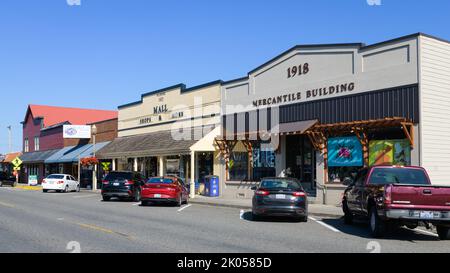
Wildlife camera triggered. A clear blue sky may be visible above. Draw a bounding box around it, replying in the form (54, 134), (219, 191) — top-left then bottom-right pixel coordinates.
(0, 0), (449, 154)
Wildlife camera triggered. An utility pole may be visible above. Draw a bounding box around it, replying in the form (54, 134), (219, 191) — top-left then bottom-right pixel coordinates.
(7, 126), (12, 153)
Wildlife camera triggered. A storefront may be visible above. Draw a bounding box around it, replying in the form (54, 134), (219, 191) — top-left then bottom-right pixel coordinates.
(218, 33), (450, 204)
(20, 149), (59, 184)
(98, 81), (223, 197)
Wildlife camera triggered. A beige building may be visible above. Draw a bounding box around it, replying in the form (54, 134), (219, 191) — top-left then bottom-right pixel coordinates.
(98, 81), (223, 197)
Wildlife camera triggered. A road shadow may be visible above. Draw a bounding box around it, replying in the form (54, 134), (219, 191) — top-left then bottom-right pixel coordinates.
(241, 211), (306, 223)
(140, 202), (179, 207)
(321, 217), (440, 242)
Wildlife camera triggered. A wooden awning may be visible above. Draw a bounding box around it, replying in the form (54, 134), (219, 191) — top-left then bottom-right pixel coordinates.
(306, 117), (415, 151)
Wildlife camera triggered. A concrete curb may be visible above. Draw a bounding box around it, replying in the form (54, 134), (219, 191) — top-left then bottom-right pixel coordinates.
(189, 200), (343, 218)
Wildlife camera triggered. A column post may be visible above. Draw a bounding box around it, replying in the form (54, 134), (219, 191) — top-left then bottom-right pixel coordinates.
(190, 151), (196, 198)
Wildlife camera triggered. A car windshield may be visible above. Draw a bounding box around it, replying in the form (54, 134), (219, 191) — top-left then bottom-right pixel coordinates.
(147, 178), (174, 184)
(47, 175), (65, 179)
(369, 168), (429, 185)
(104, 172), (133, 181)
(259, 179), (302, 190)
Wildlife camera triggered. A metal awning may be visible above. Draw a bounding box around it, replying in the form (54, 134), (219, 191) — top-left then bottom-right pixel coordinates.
(222, 119), (318, 140)
(44, 142), (111, 164)
(21, 149), (60, 164)
(97, 129), (203, 159)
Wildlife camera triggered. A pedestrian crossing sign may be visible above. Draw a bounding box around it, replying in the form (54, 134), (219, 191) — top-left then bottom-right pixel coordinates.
(11, 157), (22, 167)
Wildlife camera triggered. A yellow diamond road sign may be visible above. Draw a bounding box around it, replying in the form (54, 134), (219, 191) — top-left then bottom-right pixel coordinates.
(13, 167), (21, 171)
(11, 157), (22, 167)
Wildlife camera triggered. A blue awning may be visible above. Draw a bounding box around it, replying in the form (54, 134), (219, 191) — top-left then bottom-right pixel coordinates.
(77, 142), (111, 159)
(44, 142), (111, 164)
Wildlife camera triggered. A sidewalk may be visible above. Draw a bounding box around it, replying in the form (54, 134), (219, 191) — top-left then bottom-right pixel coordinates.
(189, 195), (343, 218)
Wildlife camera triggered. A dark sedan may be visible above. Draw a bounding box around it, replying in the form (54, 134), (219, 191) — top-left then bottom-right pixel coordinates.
(251, 177), (308, 222)
(101, 171), (145, 202)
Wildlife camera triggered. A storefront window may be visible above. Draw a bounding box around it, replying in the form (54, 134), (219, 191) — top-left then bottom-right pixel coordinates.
(228, 152), (248, 181)
(252, 143), (276, 181)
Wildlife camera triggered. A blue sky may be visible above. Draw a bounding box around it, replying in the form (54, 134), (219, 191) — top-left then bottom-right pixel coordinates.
(0, 0), (449, 154)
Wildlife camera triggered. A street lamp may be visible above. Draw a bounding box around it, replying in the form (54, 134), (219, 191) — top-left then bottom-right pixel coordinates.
(92, 124), (98, 191)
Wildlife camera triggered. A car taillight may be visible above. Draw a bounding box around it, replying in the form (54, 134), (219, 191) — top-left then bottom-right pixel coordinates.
(255, 190), (270, 196)
(384, 185), (392, 204)
(42, 179), (46, 184)
(124, 180), (133, 185)
(102, 180), (109, 185)
(57, 181), (64, 184)
(293, 191), (306, 197)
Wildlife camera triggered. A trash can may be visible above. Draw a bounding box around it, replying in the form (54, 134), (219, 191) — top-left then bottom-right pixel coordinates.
(203, 175), (219, 197)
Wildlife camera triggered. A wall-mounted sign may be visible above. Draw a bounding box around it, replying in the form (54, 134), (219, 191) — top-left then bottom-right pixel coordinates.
(328, 136), (363, 167)
(63, 125), (92, 139)
(252, 82), (355, 107)
(153, 104), (168, 114)
(369, 139), (411, 166)
(140, 117), (152, 125)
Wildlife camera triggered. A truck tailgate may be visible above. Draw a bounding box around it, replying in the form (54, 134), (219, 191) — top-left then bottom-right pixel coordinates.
(391, 184), (450, 209)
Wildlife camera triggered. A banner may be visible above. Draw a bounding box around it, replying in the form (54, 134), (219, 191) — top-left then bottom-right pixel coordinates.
(328, 136), (363, 167)
(369, 139), (411, 166)
(63, 125), (91, 139)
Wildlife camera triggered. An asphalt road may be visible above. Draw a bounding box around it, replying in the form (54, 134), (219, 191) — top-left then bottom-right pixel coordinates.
(0, 186), (449, 253)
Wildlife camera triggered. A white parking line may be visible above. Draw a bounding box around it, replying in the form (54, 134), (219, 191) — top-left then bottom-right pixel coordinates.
(132, 202), (141, 206)
(178, 204), (192, 212)
(413, 228), (438, 237)
(240, 210), (245, 220)
(309, 216), (341, 233)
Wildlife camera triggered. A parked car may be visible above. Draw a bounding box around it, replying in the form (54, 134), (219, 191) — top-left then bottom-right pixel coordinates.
(251, 177), (308, 222)
(42, 174), (80, 193)
(0, 172), (16, 187)
(101, 171), (144, 201)
(141, 176), (189, 206)
(342, 165), (450, 240)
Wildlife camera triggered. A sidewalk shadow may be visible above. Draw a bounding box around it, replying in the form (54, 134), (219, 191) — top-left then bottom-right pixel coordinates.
(321, 218), (440, 242)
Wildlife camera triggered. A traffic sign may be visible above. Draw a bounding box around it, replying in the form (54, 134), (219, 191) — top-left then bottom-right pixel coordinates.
(11, 157), (23, 167)
(13, 166), (21, 171)
(101, 162), (111, 171)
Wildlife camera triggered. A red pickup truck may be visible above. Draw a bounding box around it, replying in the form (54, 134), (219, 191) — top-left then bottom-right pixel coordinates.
(342, 165), (450, 239)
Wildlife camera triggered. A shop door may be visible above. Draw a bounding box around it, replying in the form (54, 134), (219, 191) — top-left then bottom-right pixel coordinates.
(285, 135), (316, 190)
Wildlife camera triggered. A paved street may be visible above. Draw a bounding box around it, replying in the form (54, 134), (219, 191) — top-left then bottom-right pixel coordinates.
(0, 186), (448, 253)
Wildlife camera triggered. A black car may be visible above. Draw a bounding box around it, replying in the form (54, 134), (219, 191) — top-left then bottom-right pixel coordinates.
(251, 177), (308, 222)
(101, 171), (145, 201)
(0, 172), (16, 187)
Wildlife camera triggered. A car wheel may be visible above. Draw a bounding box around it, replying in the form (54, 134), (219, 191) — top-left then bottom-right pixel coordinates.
(369, 207), (385, 238)
(343, 200), (353, 225)
(176, 195), (182, 207)
(102, 196), (111, 202)
(64, 185), (69, 193)
(437, 226), (450, 240)
(76, 185), (80, 192)
(133, 190), (141, 202)
(43, 189), (48, 193)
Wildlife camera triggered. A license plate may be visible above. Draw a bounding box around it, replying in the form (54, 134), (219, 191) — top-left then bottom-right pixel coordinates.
(154, 194), (161, 198)
(275, 194), (286, 199)
(113, 182), (120, 186)
(419, 211), (434, 219)
(49, 181), (54, 184)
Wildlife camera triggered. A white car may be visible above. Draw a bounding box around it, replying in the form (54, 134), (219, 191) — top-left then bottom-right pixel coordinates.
(42, 174), (80, 193)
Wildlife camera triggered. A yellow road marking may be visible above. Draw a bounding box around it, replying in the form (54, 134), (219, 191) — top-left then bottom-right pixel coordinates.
(76, 223), (115, 234)
(0, 201), (15, 208)
(75, 222), (133, 240)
